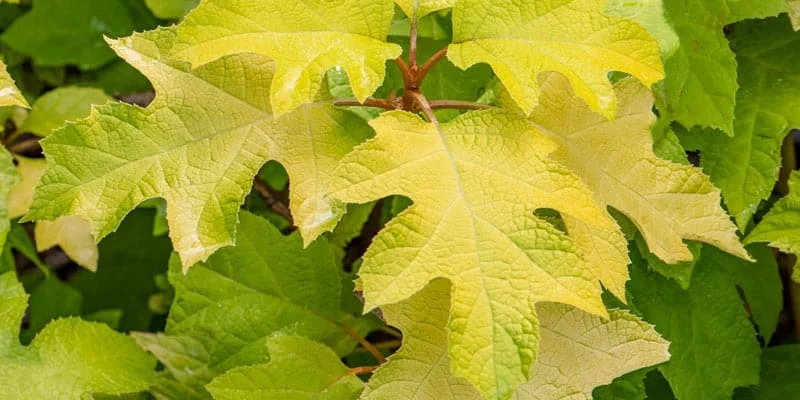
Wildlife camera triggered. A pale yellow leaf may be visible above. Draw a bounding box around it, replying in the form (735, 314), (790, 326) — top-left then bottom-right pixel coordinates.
(789, 0), (800, 30)
(0, 61), (27, 108)
(530, 73), (749, 264)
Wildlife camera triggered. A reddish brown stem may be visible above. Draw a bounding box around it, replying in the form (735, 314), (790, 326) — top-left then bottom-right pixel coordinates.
(252, 178), (294, 227)
(428, 100), (491, 111)
(334, 97), (397, 110)
(418, 46), (448, 83)
(409, 7), (419, 69)
(410, 92), (438, 124)
(340, 324), (387, 364)
(394, 57), (414, 90)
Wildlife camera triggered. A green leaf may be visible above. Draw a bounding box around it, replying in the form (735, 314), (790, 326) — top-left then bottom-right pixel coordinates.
(0, 60), (28, 108)
(0, 148), (19, 251)
(1, 0), (159, 69)
(448, 0), (664, 117)
(331, 108), (616, 398)
(145, 0), (199, 19)
(19, 277), (82, 345)
(21, 87), (112, 137)
(396, 0), (455, 18)
(26, 27), (373, 268)
(627, 245), (762, 400)
(206, 335), (364, 400)
(747, 171), (800, 268)
(134, 212), (372, 396)
(593, 368), (651, 400)
(0, 271), (156, 399)
(740, 345), (800, 400)
(69, 209), (172, 332)
(362, 280), (669, 400)
(682, 16), (800, 228)
(171, 0), (402, 115)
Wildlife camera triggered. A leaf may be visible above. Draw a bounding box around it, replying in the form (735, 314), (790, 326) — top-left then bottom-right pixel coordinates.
(9, 157), (99, 270)
(740, 345), (800, 400)
(0, 271), (156, 399)
(145, 0), (199, 19)
(396, 0), (455, 17)
(363, 279), (669, 400)
(593, 368), (651, 400)
(171, 0), (402, 115)
(0, 60), (27, 108)
(682, 16), (800, 228)
(206, 335), (364, 400)
(331, 108), (623, 398)
(1, 0), (159, 69)
(447, 0), (663, 117)
(26, 28), (373, 269)
(0, 148), (19, 249)
(21, 87), (112, 137)
(511, 303), (670, 400)
(19, 277), (82, 345)
(746, 171), (800, 268)
(134, 212), (372, 396)
(790, 0), (800, 29)
(627, 245), (762, 400)
(530, 74), (748, 279)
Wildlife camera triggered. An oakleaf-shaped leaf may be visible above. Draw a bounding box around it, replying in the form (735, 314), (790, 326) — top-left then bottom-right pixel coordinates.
(396, 0), (455, 17)
(331, 109), (615, 399)
(530, 74), (749, 265)
(448, 0), (663, 117)
(363, 279), (669, 400)
(135, 212), (374, 397)
(207, 335), (364, 400)
(0, 271), (156, 399)
(746, 171), (800, 269)
(680, 16), (800, 229)
(0, 60), (27, 108)
(26, 28), (373, 268)
(171, 0), (402, 115)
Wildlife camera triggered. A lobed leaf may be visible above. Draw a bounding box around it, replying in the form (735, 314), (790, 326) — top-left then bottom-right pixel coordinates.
(448, 0), (663, 117)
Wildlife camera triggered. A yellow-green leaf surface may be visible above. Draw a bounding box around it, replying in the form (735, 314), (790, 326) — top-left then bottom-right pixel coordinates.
(206, 335), (364, 400)
(363, 280), (669, 400)
(331, 109), (616, 399)
(9, 157), (98, 270)
(0, 272), (156, 399)
(790, 0), (800, 29)
(448, 0), (663, 117)
(21, 86), (112, 137)
(746, 172), (800, 268)
(171, 0), (402, 116)
(145, 0), (199, 19)
(26, 28), (373, 269)
(0, 60), (27, 108)
(396, 0), (455, 17)
(530, 74), (749, 265)
(0, 148), (19, 250)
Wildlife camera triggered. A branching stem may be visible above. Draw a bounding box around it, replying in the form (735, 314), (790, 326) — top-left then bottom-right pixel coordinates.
(252, 178), (294, 227)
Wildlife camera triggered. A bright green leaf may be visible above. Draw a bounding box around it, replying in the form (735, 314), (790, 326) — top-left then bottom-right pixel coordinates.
(0, 271), (156, 399)
(448, 0), (663, 117)
(747, 171), (800, 269)
(19, 277), (82, 345)
(145, 0), (199, 19)
(741, 345), (800, 400)
(1, 0), (159, 69)
(627, 246), (762, 400)
(171, 0), (402, 115)
(593, 368), (652, 400)
(206, 335), (364, 400)
(331, 108), (621, 399)
(26, 28), (373, 268)
(21, 87), (112, 137)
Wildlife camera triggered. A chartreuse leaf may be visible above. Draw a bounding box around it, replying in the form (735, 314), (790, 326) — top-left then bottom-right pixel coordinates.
(747, 172), (800, 270)
(363, 280), (669, 400)
(627, 245), (762, 400)
(448, 0), (663, 117)
(134, 212), (373, 397)
(609, 0), (788, 135)
(171, 0), (402, 116)
(0, 271), (156, 399)
(145, 0), (199, 19)
(396, 0), (455, 17)
(1, 0), (159, 69)
(21, 87), (112, 137)
(681, 16), (800, 229)
(531, 74), (748, 285)
(26, 27), (373, 269)
(0, 60), (27, 108)
(9, 157), (98, 271)
(331, 108), (619, 399)
(206, 335), (364, 400)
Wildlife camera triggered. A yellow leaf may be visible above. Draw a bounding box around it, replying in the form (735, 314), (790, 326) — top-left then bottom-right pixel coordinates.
(448, 0), (663, 117)
(789, 0), (800, 30)
(0, 61), (28, 108)
(396, 0), (455, 17)
(331, 109), (613, 399)
(171, 0), (402, 116)
(530, 73), (749, 264)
